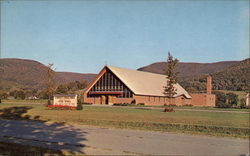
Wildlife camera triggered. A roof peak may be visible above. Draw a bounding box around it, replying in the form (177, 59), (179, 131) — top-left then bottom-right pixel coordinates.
(106, 65), (166, 77)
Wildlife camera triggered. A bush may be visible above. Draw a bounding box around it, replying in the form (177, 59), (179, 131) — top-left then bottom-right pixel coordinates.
(82, 103), (92, 105)
(164, 107), (175, 112)
(113, 103), (133, 106)
(77, 98), (82, 105)
(137, 103), (145, 106)
(164, 104), (177, 107)
(131, 99), (136, 105)
(77, 103), (83, 110)
(47, 100), (52, 106)
(183, 104), (193, 107)
(214, 91), (239, 108)
(238, 98), (246, 109)
(47, 105), (76, 110)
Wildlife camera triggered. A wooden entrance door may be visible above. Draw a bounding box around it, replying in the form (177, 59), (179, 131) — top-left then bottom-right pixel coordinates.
(101, 95), (106, 104)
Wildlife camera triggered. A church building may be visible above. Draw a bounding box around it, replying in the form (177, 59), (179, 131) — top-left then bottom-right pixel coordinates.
(83, 65), (193, 106)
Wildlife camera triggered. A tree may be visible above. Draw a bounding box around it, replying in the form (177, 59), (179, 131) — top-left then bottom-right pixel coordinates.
(0, 91), (8, 100)
(44, 64), (56, 103)
(55, 84), (68, 94)
(226, 92), (238, 107)
(163, 52), (179, 105)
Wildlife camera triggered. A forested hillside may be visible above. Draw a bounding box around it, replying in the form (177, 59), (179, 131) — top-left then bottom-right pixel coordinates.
(179, 58), (250, 92)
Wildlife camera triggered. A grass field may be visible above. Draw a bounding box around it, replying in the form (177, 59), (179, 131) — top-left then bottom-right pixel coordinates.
(0, 100), (249, 138)
(127, 105), (250, 112)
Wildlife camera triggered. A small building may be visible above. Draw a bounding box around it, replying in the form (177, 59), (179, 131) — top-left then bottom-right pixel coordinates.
(83, 66), (192, 106)
(246, 93), (250, 107)
(53, 94), (77, 107)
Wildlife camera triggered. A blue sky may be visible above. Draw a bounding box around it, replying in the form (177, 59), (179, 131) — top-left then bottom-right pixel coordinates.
(1, 0), (249, 73)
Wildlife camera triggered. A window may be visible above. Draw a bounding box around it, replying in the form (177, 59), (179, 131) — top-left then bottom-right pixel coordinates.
(88, 70), (133, 98)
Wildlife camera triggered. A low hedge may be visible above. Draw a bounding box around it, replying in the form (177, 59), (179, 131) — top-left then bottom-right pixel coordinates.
(47, 105), (76, 110)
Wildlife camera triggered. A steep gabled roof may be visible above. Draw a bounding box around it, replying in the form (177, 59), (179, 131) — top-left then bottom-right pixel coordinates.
(107, 66), (192, 98)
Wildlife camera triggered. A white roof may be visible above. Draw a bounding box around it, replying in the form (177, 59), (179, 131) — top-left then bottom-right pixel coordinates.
(107, 66), (192, 98)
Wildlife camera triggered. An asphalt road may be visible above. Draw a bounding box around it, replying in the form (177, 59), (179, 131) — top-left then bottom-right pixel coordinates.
(0, 119), (249, 155)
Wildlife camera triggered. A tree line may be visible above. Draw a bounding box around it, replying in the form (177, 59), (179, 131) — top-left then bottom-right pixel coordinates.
(0, 80), (87, 100)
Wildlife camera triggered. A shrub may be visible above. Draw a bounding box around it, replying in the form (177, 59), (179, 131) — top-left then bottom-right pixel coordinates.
(238, 98), (246, 109)
(137, 103), (145, 106)
(183, 104), (193, 107)
(214, 91), (239, 108)
(164, 107), (175, 112)
(164, 104), (176, 107)
(77, 98), (82, 105)
(77, 103), (83, 110)
(113, 103), (132, 106)
(82, 103), (92, 105)
(226, 92), (238, 107)
(47, 105), (76, 110)
(131, 99), (136, 105)
(47, 100), (52, 106)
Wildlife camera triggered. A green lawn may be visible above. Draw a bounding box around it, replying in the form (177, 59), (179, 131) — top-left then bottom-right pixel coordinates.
(127, 105), (250, 112)
(0, 101), (249, 138)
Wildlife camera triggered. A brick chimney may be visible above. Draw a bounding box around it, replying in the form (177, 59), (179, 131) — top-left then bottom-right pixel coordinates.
(207, 75), (212, 94)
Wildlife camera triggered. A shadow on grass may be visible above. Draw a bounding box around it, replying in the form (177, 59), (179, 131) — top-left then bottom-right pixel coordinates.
(0, 106), (87, 156)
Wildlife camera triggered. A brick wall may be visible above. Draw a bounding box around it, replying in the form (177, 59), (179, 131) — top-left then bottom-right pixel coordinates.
(133, 95), (191, 106)
(190, 93), (215, 106)
(83, 92), (216, 107)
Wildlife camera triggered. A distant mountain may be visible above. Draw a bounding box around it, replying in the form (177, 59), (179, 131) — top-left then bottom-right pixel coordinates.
(138, 61), (239, 78)
(56, 72), (96, 83)
(0, 58), (96, 91)
(1, 58), (248, 92)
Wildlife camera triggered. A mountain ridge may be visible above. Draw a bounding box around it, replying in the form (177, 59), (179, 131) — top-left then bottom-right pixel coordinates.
(0, 57), (248, 92)
(138, 61), (239, 77)
(0, 58), (96, 91)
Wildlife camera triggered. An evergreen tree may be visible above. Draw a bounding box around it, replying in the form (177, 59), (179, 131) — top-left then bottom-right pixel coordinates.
(163, 52), (179, 104)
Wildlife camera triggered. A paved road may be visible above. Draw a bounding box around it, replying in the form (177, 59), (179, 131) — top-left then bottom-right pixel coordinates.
(0, 119), (249, 155)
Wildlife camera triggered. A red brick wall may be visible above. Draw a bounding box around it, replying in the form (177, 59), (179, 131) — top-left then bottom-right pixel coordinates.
(113, 97), (134, 104)
(83, 92), (215, 107)
(190, 93), (215, 106)
(133, 95), (191, 106)
(83, 92), (192, 106)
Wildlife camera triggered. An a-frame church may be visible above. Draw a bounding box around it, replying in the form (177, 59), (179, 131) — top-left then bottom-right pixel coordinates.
(83, 65), (192, 106)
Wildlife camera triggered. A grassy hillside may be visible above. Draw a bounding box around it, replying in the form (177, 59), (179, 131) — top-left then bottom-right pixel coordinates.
(0, 58), (96, 91)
